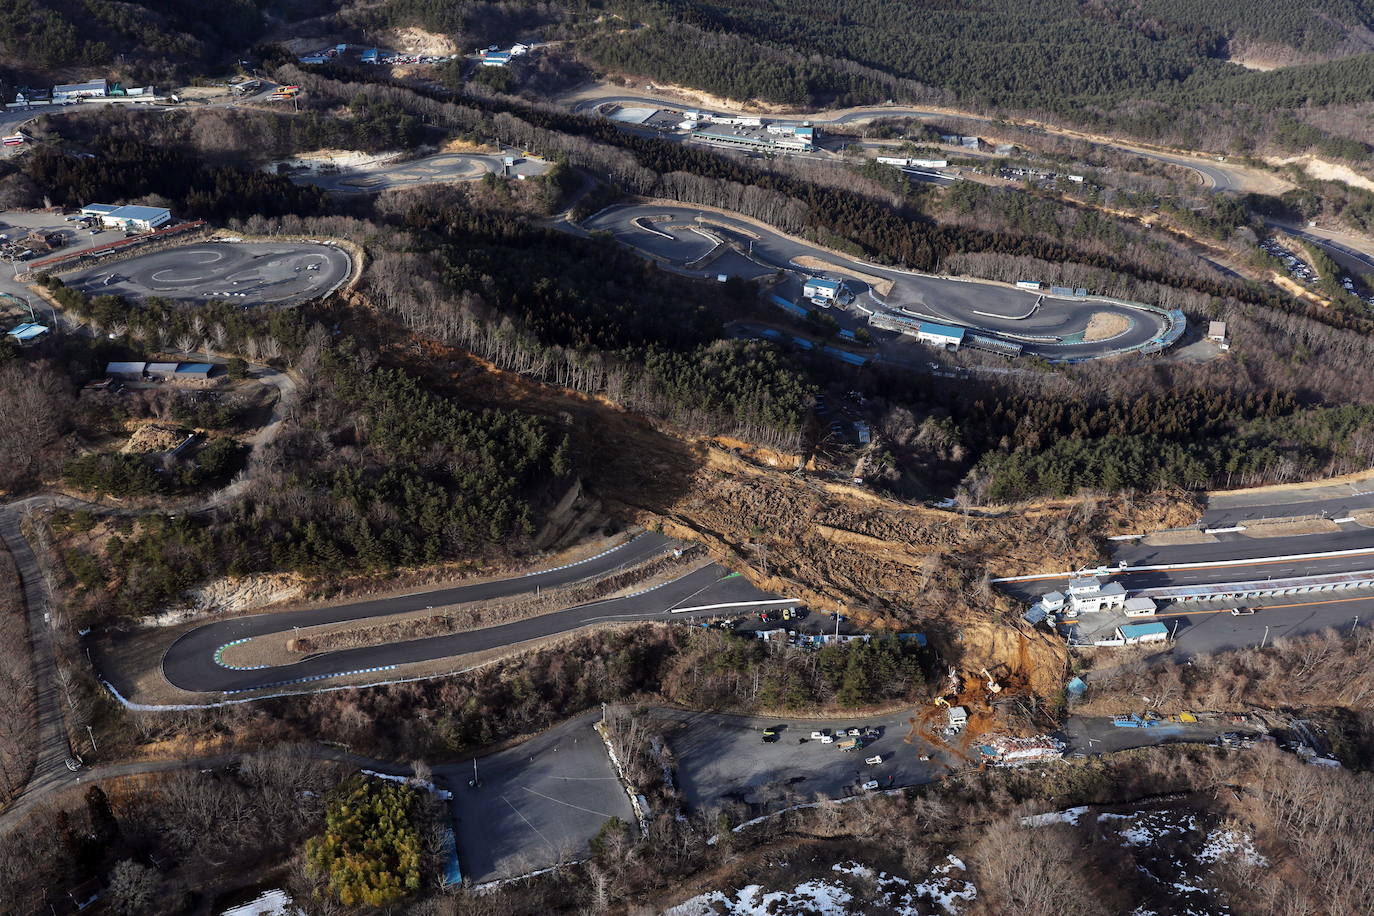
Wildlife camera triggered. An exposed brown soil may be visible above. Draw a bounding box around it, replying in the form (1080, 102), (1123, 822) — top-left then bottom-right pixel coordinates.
(1141, 530), (1217, 547)
(397, 334), (1200, 704)
(1243, 519), (1340, 537)
(1083, 311), (1131, 342)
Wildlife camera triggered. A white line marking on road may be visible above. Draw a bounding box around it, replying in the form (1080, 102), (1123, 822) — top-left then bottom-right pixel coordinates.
(502, 795), (556, 853)
(670, 599), (800, 614)
(521, 786), (616, 819)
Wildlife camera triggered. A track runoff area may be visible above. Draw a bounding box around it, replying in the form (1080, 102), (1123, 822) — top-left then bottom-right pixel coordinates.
(62, 241), (352, 306)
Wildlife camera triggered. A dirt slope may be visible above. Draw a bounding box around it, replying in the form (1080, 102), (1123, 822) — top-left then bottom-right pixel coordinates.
(402, 336), (1198, 700)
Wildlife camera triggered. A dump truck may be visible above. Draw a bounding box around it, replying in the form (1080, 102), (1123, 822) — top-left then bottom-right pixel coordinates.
(836, 737), (861, 751)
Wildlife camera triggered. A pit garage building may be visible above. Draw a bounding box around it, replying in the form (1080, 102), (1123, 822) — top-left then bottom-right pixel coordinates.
(81, 204), (172, 232)
(914, 322), (966, 349)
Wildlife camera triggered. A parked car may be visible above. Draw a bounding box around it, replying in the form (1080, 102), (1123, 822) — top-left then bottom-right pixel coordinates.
(865, 755), (883, 766)
(847, 728), (861, 737)
(861, 780), (880, 791)
(810, 730), (826, 740)
(1231, 607), (1256, 616)
(820, 735), (834, 745)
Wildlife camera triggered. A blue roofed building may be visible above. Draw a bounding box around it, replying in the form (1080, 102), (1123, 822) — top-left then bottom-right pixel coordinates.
(914, 322), (966, 349)
(1117, 621), (1169, 644)
(803, 277), (844, 303)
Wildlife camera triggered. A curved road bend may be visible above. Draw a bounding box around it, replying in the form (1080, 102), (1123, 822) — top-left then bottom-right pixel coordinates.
(156, 537), (793, 694)
(586, 203), (1166, 359)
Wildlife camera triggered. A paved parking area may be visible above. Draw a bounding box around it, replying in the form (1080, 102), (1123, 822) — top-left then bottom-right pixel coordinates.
(439, 712), (633, 883)
(652, 708), (947, 817)
(61, 241), (351, 306)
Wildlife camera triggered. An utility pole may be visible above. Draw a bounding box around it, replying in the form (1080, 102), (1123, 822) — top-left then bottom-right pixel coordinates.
(1351, 616), (1360, 637)
(1260, 625), (1270, 649)
(85, 725), (97, 753)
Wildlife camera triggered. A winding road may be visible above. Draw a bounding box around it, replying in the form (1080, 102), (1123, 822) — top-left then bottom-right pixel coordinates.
(586, 203), (1171, 359)
(153, 536), (795, 696)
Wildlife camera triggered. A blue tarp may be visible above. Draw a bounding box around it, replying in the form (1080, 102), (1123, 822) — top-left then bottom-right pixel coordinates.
(1066, 676), (1088, 695)
(439, 824), (462, 886)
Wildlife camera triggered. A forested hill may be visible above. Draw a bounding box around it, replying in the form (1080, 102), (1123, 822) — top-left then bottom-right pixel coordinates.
(587, 0), (1374, 111)
(0, 0), (333, 80)
(585, 0), (1374, 143)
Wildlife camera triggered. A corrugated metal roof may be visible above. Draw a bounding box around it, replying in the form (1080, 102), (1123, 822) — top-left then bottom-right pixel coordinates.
(1119, 622), (1168, 638)
(81, 203), (120, 214)
(108, 205), (170, 221)
(175, 363), (213, 374)
(805, 278), (841, 291)
(106, 361), (146, 374)
(7, 322), (48, 340)
(146, 362), (179, 374)
(918, 321), (966, 340)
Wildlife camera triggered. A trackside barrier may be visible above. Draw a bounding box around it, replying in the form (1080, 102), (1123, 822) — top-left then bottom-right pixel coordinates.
(992, 543), (1374, 583)
(26, 220), (208, 273)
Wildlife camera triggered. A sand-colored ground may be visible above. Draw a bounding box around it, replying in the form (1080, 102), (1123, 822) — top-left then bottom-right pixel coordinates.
(388, 26), (459, 57)
(790, 256), (894, 297)
(1242, 519), (1341, 537)
(1083, 312), (1131, 341)
(441, 137), (499, 154)
(1268, 155), (1374, 193)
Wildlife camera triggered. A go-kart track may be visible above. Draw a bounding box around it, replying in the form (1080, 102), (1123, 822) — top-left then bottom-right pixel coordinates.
(585, 204), (1180, 361)
(62, 241), (352, 306)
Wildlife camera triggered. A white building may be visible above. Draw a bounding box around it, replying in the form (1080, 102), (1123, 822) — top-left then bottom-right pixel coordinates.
(1066, 576), (1127, 613)
(804, 277), (844, 303)
(947, 706), (968, 730)
(1123, 596), (1157, 617)
(83, 204), (172, 231)
(54, 79), (108, 100)
(914, 321), (966, 349)
(1117, 622), (1168, 644)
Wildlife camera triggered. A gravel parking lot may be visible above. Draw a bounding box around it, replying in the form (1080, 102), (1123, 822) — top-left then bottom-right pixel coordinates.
(652, 707), (948, 818)
(439, 712), (634, 883)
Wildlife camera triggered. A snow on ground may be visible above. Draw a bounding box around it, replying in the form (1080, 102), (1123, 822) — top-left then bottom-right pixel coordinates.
(220, 889), (301, 916)
(1020, 805), (1089, 827)
(1198, 829), (1268, 867)
(663, 857), (976, 915)
(1101, 809), (1199, 847)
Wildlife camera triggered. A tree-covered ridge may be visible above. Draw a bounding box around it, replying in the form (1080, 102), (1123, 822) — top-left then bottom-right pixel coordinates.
(0, 0), (303, 76)
(305, 776), (423, 907)
(590, 0), (1374, 117)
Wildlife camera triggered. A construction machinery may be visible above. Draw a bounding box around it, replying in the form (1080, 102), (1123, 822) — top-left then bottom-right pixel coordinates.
(980, 667), (1002, 695)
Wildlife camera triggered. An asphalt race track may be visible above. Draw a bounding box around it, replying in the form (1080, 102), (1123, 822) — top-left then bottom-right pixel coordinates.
(154, 534), (795, 694)
(291, 151), (551, 192)
(63, 242), (352, 306)
(586, 203), (1168, 359)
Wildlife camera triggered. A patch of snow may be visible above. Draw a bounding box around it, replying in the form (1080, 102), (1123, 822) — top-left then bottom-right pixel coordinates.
(666, 857), (976, 915)
(1198, 829), (1267, 867)
(832, 861), (874, 879)
(1021, 805), (1088, 827)
(220, 889), (300, 916)
(361, 769), (452, 800)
